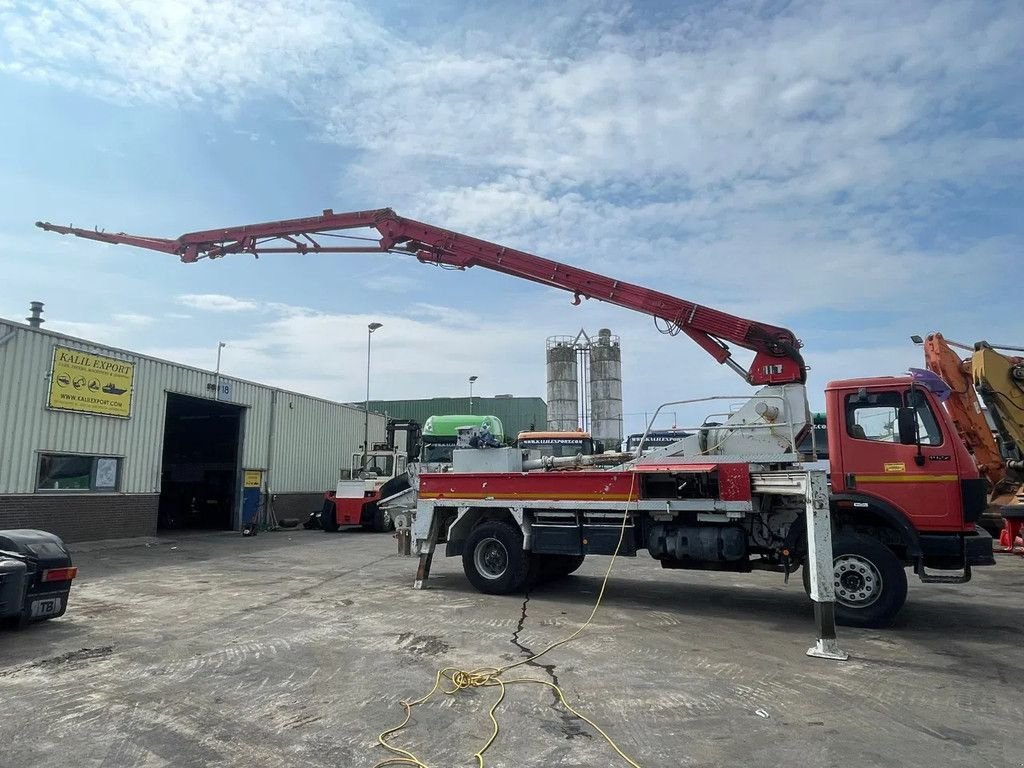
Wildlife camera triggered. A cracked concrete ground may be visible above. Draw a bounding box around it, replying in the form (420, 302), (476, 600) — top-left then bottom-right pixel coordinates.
(1, 530), (1022, 767)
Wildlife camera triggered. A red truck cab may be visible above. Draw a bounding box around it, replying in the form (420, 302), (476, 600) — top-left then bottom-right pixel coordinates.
(825, 376), (993, 580)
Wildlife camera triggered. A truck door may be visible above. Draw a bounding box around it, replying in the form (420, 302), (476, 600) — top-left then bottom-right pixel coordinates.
(838, 387), (962, 531)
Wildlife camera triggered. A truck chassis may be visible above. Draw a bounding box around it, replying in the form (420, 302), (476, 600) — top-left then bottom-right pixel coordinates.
(408, 463), (847, 660)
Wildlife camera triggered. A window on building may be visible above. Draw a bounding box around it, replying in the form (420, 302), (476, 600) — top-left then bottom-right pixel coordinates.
(37, 454), (122, 492)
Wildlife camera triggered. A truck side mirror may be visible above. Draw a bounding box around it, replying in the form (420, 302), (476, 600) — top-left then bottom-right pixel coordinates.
(896, 407), (918, 445)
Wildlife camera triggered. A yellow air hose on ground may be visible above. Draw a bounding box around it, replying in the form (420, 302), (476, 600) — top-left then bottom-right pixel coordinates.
(374, 475), (642, 768)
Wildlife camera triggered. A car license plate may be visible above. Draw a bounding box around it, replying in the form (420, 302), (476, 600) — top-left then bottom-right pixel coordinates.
(30, 597), (62, 618)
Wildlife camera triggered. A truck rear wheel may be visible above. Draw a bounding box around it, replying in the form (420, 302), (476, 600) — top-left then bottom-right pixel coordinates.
(803, 533), (907, 628)
(463, 520), (531, 595)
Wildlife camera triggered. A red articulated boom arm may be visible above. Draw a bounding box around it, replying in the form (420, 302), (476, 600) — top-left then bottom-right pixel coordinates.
(36, 208), (805, 385)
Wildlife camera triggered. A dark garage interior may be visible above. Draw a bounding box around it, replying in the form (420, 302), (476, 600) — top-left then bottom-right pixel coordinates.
(158, 393), (243, 530)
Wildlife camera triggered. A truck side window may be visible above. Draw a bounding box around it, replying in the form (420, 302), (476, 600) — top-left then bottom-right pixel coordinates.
(846, 391), (902, 442)
(845, 390), (945, 446)
(905, 389), (943, 446)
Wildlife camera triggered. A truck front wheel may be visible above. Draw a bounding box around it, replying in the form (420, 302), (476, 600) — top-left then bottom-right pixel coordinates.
(803, 534), (907, 628)
(463, 520), (531, 595)
(320, 499), (339, 533)
(370, 506), (394, 533)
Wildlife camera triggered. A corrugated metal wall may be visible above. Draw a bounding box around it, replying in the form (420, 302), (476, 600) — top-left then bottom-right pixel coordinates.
(364, 396), (547, 438)
(0, 321), (383, 495)
(268, 391), (383, 493)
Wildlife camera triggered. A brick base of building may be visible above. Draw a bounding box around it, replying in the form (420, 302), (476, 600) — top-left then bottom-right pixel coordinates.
(0, 494), (159, 542)
(271, 492), (326, 521)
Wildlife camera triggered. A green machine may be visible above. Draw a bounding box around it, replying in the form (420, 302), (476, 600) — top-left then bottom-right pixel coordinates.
(420, 414), (505, 464)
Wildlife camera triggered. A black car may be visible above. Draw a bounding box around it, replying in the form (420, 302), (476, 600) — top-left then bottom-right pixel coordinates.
(0, 530), (77, 628)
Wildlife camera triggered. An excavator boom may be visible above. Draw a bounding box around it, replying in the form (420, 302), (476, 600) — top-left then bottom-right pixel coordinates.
(922, 332), (1006, 485)
(921, 332), (1024, 500)
(973, 343), (1024, 466)
(37, 208), (805, 385)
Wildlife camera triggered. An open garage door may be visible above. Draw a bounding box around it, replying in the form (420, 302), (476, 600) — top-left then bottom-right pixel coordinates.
(158, 393), (243, 531)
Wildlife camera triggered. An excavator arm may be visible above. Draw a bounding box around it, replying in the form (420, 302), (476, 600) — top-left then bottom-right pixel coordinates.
(36, 207), (805, 385)
(972, 342), (1024, 465)
(921, 332), (1007, 486)
(921, 333), (1024, 496)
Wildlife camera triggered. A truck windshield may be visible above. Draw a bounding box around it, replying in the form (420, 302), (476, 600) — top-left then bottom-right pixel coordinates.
(421, 441), (456, 463)
(352, 454), (395, 476)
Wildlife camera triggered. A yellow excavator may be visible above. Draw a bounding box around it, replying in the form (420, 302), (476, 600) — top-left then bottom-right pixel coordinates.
(915, 333), (1024, 544)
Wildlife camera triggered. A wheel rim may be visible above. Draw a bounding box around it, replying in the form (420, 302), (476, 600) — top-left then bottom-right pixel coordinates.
(833, 554), (883, 608)
(473, 537), (509, 580)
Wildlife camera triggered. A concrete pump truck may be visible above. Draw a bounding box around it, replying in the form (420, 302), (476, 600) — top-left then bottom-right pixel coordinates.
(38, 209), (995, 648)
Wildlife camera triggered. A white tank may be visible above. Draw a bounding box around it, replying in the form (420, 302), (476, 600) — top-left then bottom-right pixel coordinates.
(546, 338), (579, 432)
(588, 329), (623, 450)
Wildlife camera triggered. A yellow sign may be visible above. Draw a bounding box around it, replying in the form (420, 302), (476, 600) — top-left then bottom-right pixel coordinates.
(243, 470), (263, 488)
(883, 462), (906, 473)
(47, 345), (135, 418)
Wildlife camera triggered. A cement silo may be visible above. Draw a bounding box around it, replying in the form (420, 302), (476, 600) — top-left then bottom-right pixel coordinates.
(589, 329), (623, 449)
(546, 337), (579, 432)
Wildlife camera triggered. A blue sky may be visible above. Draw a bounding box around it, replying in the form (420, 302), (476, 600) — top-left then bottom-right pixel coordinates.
(1, 0), (1021, 434)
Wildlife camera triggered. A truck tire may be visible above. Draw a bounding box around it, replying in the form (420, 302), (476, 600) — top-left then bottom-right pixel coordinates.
(539, 554), (586, 581)
(371, 506), (394, 533)
(320, 499), (339, 533)
(803, 533), (907, 628)
(463, 520), (531, 595)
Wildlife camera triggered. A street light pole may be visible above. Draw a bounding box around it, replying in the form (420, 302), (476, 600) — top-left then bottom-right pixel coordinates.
(468, 375), (478, 414)
(363, 322), (383, 469)
(214, 341), (226, 400)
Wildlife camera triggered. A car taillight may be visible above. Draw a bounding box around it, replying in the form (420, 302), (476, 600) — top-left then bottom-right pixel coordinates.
(41, 566), (78, 582)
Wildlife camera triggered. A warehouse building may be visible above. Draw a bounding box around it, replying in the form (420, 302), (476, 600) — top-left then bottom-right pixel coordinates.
(363, 395), (547, 438)
(0, 315), (384, 542)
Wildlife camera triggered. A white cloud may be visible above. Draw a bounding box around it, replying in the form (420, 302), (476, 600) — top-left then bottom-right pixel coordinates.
(177, 293), (257, 312)
(363, 270), (420, 293)
(4, 0), (1022, 425)
(112, 312), (153, 326)
(6, 3), (1020, 254)
(306, 1), (1020, 341)
(0, 0), (381, 107)
(143, 300), (547, 402)
(43, 319), (129, 347)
